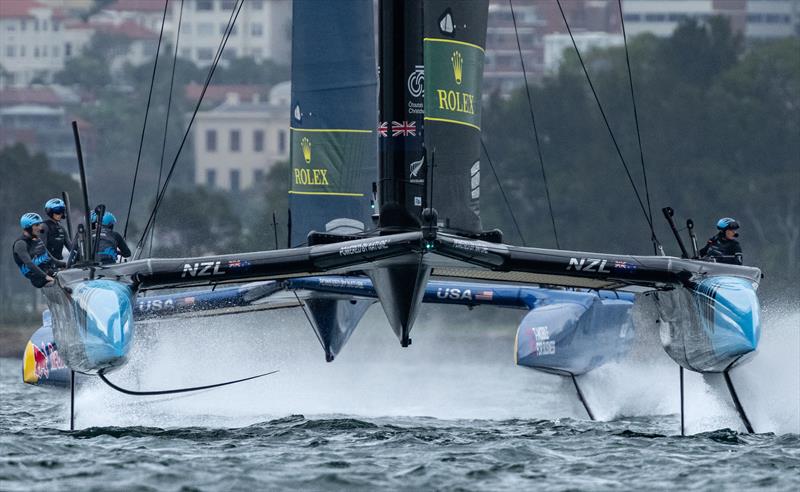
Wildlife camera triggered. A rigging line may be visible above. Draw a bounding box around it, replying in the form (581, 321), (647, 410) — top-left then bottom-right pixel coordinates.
(617, 0), (656, 248)
(148, 0), (185, 257)
(123, 0), (169, 239)
(554, 0), (659, 243)
(134, 0), (245, 258)
(480, 138), (526, 246)
(510, 0), (560, 249)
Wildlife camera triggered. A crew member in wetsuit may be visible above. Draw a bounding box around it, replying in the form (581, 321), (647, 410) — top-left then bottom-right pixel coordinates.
(699, 217), (743, 265)
(12, 213), (65, 288)
(41, 198), (71, 261)
(90, 211), (131, 264)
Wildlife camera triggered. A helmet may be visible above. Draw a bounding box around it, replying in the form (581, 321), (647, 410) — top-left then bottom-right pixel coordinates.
(20, 212), (44, 229)
(716, 217), (740, 231)
(90, 211), (117, 227)
(44, 198), (66, 216)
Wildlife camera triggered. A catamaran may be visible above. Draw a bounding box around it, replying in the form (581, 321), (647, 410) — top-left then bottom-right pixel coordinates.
(21, 0), (761, 434)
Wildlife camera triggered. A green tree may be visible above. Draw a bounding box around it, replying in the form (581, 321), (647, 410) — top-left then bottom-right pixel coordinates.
(0, 145), (80, 322)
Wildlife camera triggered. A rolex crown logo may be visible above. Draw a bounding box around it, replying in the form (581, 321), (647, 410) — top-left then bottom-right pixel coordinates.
(451, 50), (463, 85)
(300, 136), (311, 164)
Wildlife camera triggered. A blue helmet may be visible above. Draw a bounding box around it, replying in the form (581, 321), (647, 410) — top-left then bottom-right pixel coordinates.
(44, 198), (66, 216)
(716, 217), (740, 231)
(20, 212), (44, 229)
(90, 211), (117, 227)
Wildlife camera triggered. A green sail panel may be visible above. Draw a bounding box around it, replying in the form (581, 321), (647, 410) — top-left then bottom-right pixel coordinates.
(290, 129), (374, 196)
(423, 0), (489, 235)
(424, 39), (484, 131)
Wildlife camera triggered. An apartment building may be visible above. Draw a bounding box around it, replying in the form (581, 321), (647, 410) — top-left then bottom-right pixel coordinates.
(171, 0), (291, 67)
(193, 81), (290, 191)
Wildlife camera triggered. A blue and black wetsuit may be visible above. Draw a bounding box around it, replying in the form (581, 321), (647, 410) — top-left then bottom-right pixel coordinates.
(42, 218), (71, 261)
(699, 233), (743, 265)
(12, 235), (64, 288)
(96, 226), (132, 264)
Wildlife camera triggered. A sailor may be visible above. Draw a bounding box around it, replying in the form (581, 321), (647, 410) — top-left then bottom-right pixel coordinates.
(12, 213), (65, 288)
(91, 211), (132, 264)
(698, 217), (743, 265)
(42, 198), (71, 261)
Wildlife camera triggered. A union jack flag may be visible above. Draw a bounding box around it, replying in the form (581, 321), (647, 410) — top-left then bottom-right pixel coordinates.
(392, 120), (416, 137)
(378, 121), (388, 137)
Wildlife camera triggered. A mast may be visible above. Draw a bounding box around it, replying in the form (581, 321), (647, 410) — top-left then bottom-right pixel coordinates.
(378, 0), (425, 231)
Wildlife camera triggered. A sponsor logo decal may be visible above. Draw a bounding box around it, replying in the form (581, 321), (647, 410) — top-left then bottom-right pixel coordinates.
(452, 239), (488, 255)
(227, 259), (252, 271)
(567, 257), (612, 273)
(436, 287), (473, 300)
(530, 325), (556, 356)
(300, 136), (311, 163)
(319, 277), (370, 289)
(451, 51), (463, 85)
(410, 156), (425, 183)
(407, 65), (424, 98)
(181, 261), (224, 278)
(339, 239), (389, 256)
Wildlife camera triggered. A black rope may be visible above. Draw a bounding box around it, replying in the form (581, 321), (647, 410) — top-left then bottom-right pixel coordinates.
(148, 0), (185, 257)
(554, 0), (659, 245)
(617, 0), (656, 251)
(510, 0), (560, 249)
(134, 0), (245, 258)
(98, 368), (279, 396)
(123, 0), (169, 239)
(481, 138), (526, 246)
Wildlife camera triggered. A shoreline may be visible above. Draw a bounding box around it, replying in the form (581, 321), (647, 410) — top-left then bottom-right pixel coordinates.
(0, 324), (37, 359)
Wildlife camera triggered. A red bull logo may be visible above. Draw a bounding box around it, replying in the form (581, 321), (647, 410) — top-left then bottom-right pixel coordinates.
(23, 341), (66, 385)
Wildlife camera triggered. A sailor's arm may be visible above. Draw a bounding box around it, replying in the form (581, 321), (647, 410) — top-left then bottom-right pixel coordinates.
(114, 232), (132, 258)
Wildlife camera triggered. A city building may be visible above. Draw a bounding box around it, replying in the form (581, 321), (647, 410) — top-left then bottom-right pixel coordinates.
(171, 0), (291, 67)
(0, 0), (68, 86)
(543, 31), (623, 73)
(193, 81), (290, 191)
(0, 85), (90, 173)
(621, 0), (799, 39)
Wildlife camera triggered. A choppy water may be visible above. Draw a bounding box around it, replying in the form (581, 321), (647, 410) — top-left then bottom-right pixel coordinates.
(2, 303), (798, 490)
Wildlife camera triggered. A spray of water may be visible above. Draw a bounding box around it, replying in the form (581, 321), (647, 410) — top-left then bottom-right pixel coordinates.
(73, 296), (799, 434)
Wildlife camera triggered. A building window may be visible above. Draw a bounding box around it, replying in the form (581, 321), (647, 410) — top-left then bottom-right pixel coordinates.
(254, 169), (265, 183)
(221, 0), (236, 10)
(196, 0), (213, 11)
(206, 129), (217, 152)
(230, 130), (241, 152)
(181, 23), (192, 34)
(251, 23), (263, 36)
(230, 169), (241, 192)
(198, 22), (213, 35)
(53, 22), (59, 32)
(34, 47), (40, 58)
(197, 48), (214, 60)
(251, 0), (263, 10)
(52, 45), (59, 57)
(20, 20), (26, 31)
(206, 169), (217, 187)
(278, 130), (287, 154)
(64, 43), (72, 57)
(5, 45), (15, 57)
(253, 130), (264, 152)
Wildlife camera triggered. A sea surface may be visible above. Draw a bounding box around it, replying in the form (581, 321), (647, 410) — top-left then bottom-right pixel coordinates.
(1, 303), (798, 491)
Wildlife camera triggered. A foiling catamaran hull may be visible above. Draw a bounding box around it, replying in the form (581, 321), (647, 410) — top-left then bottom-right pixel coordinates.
(38, 230), (760, 376)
